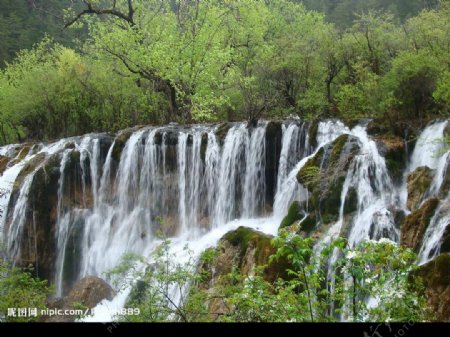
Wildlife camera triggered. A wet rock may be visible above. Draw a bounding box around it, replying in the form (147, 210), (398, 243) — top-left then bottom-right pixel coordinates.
(111, 127), (140, 163)
(43, 276), (114, 322)
(407, 166), (435, 211)
(280, 201), (303, 230)
(414, 253), (450, 322)
(296, 135), (360, 226)
(265, 121), (282, 206)
(66, 276), (114, 309)
(401, 198), (440, 252)
(0, 155), (10, 175)
(376, 136), (407, 183)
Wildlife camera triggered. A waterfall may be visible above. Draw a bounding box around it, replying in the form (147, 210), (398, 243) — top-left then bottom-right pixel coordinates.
(1, 118), (449, 322)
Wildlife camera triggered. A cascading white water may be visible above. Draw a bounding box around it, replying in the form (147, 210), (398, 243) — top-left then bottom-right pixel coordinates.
(242, 122), (267, 218)
(409, 121), (448, 173)
(2, 118), (450, 322)
(346, 126), (400, 246)
(273, 120), (348, 218)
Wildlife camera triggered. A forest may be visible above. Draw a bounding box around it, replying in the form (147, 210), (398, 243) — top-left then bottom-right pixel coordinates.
(0, 0), (448, 144)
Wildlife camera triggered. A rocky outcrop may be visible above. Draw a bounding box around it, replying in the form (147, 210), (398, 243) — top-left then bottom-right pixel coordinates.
(401, 198), (440, 252)
(265, 121), (282, 207)
(9, 154), (61, 282)
(296, 134), (360, 226)
(195, 227), (291, 320)
(407, 166), (435, 211)
(414, 254), (450, 322)
(44, 276), (114, 322)
(375, 136), (406, 182)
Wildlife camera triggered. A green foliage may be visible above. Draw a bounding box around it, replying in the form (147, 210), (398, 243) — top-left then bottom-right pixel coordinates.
(111, 229), (433, 322)
(106, 236), (206, 322)
(1, 0), (449, 143)
(220, 232), (433, 322)
(0, 259), (53, 322)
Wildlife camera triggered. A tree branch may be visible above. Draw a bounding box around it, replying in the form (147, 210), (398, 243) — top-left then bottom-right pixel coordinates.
(65, 0), (135, 28)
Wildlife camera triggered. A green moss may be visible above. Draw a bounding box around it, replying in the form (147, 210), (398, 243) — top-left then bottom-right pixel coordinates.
(280, 201), (303, 229)
(13, 153), (46, 191)
(329, 134), (349, 166)
(223, 227), (273, 267)
(320, 175), (346, 224)
(297, 148), (324, 189)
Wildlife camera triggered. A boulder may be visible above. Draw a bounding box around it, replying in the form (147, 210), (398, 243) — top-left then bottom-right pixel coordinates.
(401, 198), (440, 252)
(66, 276), (114, 309)
(43, 276), (114, 322)
(414, 254), (450, 322)
(407, 166), (435, 211)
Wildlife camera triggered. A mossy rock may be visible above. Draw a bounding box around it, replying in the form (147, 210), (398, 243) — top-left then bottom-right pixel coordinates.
(401, 198), (440, 252)
(297, 148), (324, 190)
(111, 128), (136, 162)
(407, 166), (435, 211)
(413, 253), (450, 321)
(280, 201), (303, 229)
(13, 153), (47, 191)
(222, 226), (271, 264)
(296, 135), (360, 226)
(220, 227), (292, 282)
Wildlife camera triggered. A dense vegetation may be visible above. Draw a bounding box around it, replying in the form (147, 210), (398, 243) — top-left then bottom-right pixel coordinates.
(0, 259), (52, 322)
(0, 0), (449, 144)
(106, 231), (432, 322)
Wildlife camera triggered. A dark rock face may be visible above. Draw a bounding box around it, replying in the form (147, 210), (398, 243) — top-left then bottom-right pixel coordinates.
(265, 121), (282, 207)
(414, 254), (450, 322)
(14, 154), (61, 282)
(375, 136), (407, 183)
(401, 198), (440, 252)
(43, 276), (114, 322)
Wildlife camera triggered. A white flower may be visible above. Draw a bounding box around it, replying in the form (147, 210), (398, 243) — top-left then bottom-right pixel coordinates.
(346, 251), (358, 260)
